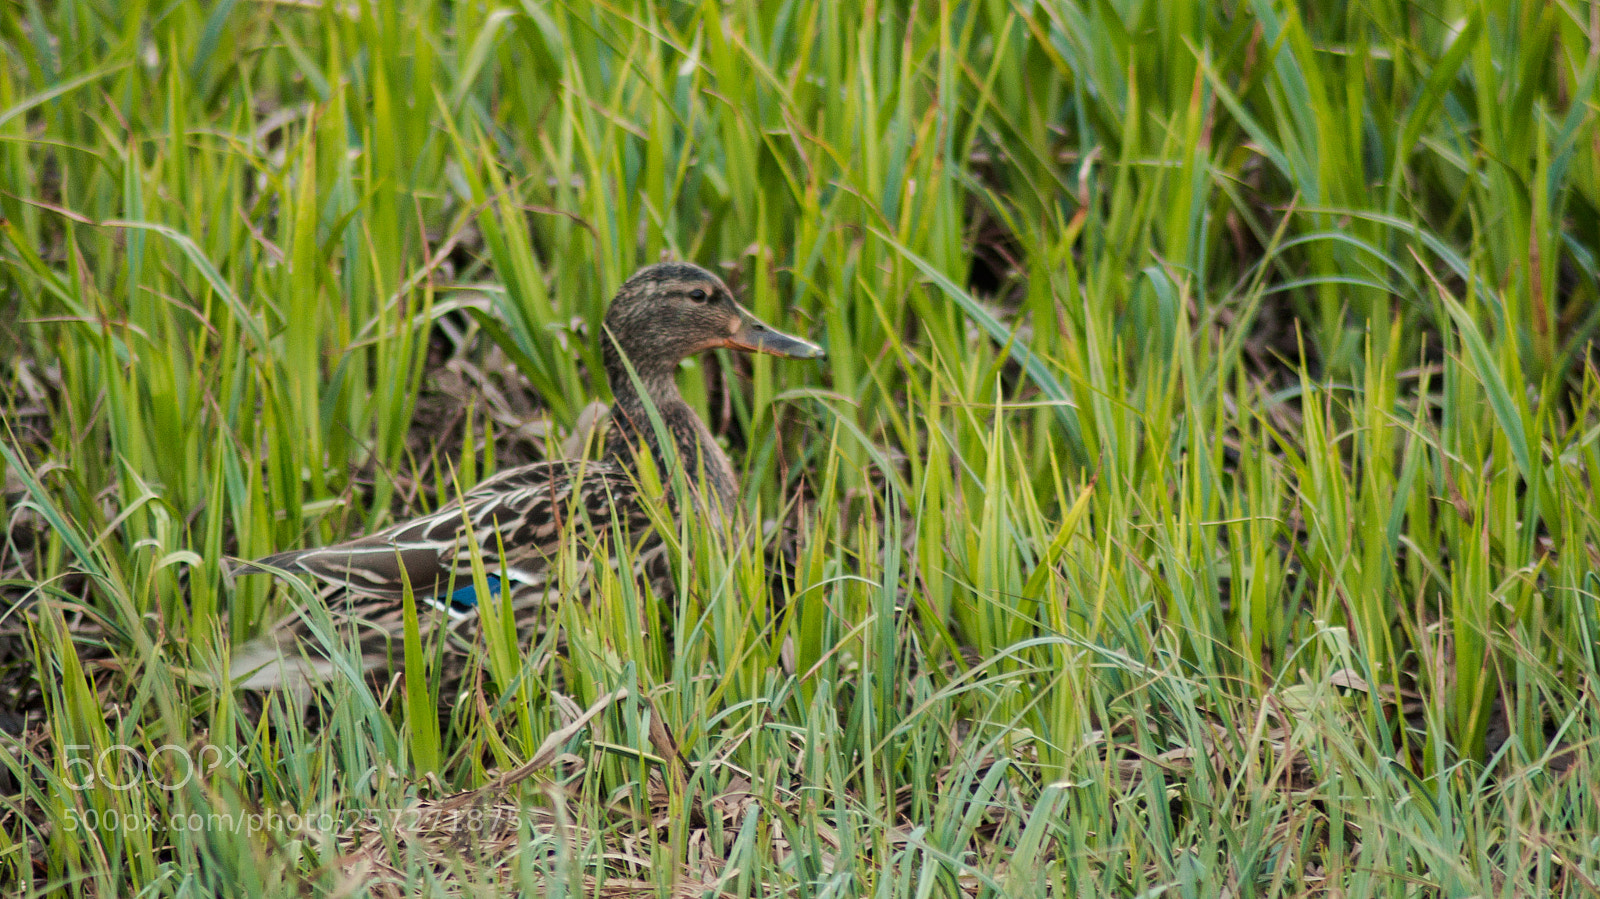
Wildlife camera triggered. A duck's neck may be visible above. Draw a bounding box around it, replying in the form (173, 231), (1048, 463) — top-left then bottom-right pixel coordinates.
(602, 355), (739, 511)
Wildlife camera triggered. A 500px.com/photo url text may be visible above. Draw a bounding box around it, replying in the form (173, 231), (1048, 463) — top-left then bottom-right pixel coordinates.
(61, 806), (524, 836)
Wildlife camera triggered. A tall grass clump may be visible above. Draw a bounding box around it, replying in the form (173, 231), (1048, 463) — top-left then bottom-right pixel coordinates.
(2, 0), (1597, 896)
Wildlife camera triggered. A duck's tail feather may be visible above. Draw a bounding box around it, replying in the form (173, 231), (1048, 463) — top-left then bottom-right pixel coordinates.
(225, 628), (390, 700)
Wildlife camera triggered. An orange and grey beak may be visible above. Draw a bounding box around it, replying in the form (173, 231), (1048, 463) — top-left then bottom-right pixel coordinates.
(723, 307), (826, 360)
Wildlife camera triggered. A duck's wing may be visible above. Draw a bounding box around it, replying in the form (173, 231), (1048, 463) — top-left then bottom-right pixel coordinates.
(243, 458), (654, 601)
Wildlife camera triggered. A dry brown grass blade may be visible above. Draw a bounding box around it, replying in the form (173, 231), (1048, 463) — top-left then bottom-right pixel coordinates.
(453, 686), (630, 803)
(340, 688), (630, 895)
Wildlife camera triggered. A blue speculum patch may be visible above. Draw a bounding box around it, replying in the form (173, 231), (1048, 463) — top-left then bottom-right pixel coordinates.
(428, 574), (502, 618)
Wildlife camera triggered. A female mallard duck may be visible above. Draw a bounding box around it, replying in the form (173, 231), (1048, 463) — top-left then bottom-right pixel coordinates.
(233, 262), (822, 688)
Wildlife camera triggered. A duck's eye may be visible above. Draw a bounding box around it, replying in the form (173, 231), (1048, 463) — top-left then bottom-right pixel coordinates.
(688, 288), (709, 303)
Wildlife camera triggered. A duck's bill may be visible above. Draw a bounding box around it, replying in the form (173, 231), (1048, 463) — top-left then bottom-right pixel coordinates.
(724, 310), (826, 360)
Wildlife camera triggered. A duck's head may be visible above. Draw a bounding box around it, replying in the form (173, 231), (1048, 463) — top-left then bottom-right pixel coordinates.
(602, 262), (824, 387)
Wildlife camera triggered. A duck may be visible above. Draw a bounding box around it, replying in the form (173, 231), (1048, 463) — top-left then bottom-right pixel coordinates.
(231, 262), (823, 689)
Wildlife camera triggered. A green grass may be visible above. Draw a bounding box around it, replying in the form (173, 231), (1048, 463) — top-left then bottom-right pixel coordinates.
(2, 0), (1598, 895)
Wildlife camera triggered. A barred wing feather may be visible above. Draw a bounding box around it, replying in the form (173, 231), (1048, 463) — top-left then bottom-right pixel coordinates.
(231, 459), (665, 693)
(247, 459), (654, 600)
